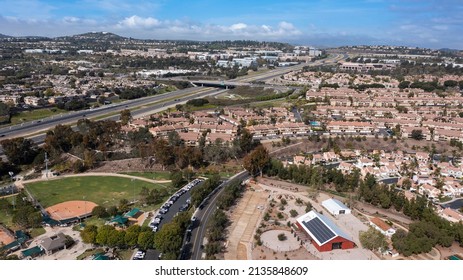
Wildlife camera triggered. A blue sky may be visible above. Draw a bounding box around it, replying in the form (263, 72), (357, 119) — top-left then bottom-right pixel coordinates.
(0, 0), (462, 48)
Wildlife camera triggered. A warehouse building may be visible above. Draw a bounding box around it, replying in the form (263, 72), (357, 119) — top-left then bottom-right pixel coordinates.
(296, 210), (355, 252)
(322, 198), (351, 216)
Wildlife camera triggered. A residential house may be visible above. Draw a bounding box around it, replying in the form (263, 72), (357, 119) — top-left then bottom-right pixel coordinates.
(440, 208), (463, 223)
(369, 217), (396, 237)
(418, 184), (441, 199)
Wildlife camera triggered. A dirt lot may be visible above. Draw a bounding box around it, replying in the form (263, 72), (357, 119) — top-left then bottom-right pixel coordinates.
(437, 243), (463, 260)
(223, 176), (379, 260)
(91, 158), (163, 173)
(0, 228), (15, 246)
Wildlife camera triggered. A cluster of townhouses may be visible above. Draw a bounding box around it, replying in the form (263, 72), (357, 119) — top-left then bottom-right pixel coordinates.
(0, 72), (160, 108)
(123, 106), (312, 146)
(276, 71), (463, 143)
(285, 149), (463, 223)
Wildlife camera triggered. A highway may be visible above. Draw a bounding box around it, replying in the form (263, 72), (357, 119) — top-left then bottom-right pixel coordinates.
(0, 52), (345, 143)
(0, 86), (220, 140)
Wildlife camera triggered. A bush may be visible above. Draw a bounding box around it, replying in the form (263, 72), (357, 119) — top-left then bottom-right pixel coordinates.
(277, 233), (287, 241)
(186, 98), (209, 107)
(289, 209), (298, 218)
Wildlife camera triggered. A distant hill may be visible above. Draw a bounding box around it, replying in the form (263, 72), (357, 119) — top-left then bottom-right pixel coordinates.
(439, 48), (461, 53)
(0, 33), (12, 38)
(57, 32), (127, 41)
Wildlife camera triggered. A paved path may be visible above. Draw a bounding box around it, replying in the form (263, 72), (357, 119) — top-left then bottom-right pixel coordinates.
(18, 172), (171, 187)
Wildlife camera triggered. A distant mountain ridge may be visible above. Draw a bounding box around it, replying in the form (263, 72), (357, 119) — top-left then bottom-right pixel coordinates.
(56, 32), (127, 41)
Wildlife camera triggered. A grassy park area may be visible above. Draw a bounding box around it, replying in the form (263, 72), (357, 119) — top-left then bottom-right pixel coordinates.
(25, 176), (170, 208)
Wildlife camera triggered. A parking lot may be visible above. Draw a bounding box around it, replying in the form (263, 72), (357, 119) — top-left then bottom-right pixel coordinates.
(143, 178), (203, 260)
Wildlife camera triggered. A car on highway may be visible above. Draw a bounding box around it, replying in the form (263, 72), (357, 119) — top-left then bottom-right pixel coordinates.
(159, 208), (168, 214)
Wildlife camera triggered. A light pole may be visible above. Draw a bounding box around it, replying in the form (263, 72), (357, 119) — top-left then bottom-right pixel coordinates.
(8, 171), (15, 210)
(83, 196), (86, 223)
(131, 179), (135, 205)
(44, 152), (49, 179)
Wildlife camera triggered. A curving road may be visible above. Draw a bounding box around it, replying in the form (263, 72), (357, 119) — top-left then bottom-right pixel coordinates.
(186, 171), (249, 260)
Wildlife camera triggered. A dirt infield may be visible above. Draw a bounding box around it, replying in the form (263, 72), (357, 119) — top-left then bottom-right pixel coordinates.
(0, 229), (15, 246)
(45, 200), (97, 222)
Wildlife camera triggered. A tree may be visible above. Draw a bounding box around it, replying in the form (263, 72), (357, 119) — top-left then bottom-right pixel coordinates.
(238, 128), (254, 155)
(120, 109), (132, 126)
(277, 233), (287, 241)
(1, 137), (39, 165)
(305, 202), (313, 212)
(152, 139), (175, 169)
(170, 171), (185, 189)
(12, 205), (42, 229)
(0, 102), (11, 124)
(107, 230), (126, 248)
(91, 206), (109, 218)
(411, 130), (424, 140)
(290, 209), (298, 217)
(96, 225), (115, 246)
(80, 225), (98, 244)
(243, 145), (270, 177)
(107, 206), (118, 216)
(359, 228), (388, 251)
(118, 199), (130, 213)
(153, 222), (183, 257)
(125, 225), (141, 247)
(167, 131), (182, 147)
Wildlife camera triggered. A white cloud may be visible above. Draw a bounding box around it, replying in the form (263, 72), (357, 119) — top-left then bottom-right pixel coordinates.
(230, 23), (247, 31)
(111, 16), (303, 40)
(116, 15), (161, 29)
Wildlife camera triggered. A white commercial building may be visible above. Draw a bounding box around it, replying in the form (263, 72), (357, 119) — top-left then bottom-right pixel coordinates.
(321, 198), (351, 216)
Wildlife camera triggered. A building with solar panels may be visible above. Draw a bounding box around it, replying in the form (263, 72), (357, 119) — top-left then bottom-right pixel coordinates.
(296, 210), (355, 252)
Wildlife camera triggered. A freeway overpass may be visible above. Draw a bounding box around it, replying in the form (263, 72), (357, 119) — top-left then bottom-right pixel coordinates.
(0, 52), (345, 150)
(190, 80), (249, 89)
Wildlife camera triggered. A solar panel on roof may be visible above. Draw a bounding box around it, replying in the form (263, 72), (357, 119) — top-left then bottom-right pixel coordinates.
(302, 217), (336, 245)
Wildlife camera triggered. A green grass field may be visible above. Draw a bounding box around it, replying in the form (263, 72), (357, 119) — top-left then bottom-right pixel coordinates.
(8, 108), (67, 126)
(29, 227), (46, 238)
(121, 171), (171, 181)
(25, 176), (170, 208)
